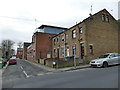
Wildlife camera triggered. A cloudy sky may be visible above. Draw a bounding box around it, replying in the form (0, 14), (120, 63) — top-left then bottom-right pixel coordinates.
(0, 0), (119, 52)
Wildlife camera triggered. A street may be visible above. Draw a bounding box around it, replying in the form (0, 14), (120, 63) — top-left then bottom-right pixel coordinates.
(2, 59), (119, 88)
(2, 59), (48, 88)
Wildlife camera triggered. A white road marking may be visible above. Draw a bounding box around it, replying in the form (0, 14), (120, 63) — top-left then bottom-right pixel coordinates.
(20, 66), (30, 78)
(23, 71), (30, 78)
(46, 72), (53, 75)
(20, 66), (23, 70)
(37, 73), (44, 76)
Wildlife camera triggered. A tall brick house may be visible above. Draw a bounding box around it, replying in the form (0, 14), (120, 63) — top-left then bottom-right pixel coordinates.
(52, 9), (118, 62)
(26, 25), (67, 61)
(16, 48), (23, 59)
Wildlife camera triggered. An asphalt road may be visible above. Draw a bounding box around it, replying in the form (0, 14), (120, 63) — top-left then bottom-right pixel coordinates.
(2, 59), (119, 88)
(13, 65), (119, 88)
(2, 59), (48, 88)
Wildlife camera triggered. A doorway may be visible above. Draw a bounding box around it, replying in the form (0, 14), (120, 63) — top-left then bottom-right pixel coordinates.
(57, 48), (59, 59)
(81, 43), (84, 59)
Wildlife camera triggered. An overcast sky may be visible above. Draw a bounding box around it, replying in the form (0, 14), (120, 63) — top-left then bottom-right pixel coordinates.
(0, 0), (119, 51)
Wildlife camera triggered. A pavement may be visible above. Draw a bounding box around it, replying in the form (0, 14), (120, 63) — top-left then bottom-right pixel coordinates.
(2, 61), (9, 74)
(25, 59), (91, 72)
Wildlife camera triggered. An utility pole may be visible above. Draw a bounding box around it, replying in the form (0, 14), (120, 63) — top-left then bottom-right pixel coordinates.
(110, 9), (113, 16)
(91, 5), (93, 14)
(73, 43), (76, 69)
(35, 18), (37, 29)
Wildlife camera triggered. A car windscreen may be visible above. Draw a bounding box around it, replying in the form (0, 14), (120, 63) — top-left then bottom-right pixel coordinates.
(99, 54), (109, 58)
(10, 59), (16, 61)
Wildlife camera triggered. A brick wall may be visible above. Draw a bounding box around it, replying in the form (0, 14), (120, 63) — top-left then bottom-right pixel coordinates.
(85, 9), (118, 61)
(34, 32), (55, 61)
(23, 43), (31, 60)
(16, 48), (23, 59)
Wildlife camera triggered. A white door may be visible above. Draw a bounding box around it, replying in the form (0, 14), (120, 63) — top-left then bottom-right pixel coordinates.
(67, 47), (69, 56)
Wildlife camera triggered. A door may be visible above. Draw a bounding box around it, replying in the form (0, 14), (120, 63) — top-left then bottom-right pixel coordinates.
(81, 43), (84, 59)
(109, 54), (118, 65)
(57, 48), (59, 59)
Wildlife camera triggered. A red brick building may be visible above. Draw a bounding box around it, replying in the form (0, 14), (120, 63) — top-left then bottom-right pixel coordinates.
(16, 48), (23, 59)
(24, 25), (67, 61)
(31, 32), (55, 60)
(22, 42), (31, 60)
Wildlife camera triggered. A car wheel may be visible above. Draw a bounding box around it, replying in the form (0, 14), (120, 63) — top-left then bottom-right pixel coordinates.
(103, 62), (108, 68)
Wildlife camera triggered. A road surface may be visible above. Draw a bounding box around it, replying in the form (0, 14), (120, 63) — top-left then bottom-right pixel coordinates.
(2, 59), (119, 88)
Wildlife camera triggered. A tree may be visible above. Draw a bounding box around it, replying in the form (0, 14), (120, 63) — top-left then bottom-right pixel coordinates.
(17, 41), (23, 48)
(1, 39), (15, 59)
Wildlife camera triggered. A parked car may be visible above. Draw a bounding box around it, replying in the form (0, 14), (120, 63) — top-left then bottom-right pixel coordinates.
(90, 53), (120, 68)
(9, 58), (17, 65)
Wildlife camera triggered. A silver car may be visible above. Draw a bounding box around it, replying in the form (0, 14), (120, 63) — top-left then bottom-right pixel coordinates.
(90, 53), (120, 68)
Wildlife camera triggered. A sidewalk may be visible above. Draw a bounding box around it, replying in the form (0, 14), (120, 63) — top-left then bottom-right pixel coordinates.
(2, 61), (9, 74)
(25, 60), (90, 72)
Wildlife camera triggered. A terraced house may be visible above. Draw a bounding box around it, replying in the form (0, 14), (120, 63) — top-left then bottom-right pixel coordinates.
(52, 9), (118, 63)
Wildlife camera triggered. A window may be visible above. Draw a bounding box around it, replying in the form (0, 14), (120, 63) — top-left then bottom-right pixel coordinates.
(54, 49), (56, 57)
(72, 30), (76, 38)
(73, 47), (76, 55)
(89, 45), (93, 54)
(54, 39), (56, 45)
(62, 48), (64, 56)
(110, 54), (116, 57)
(61, 35), (64, 42)
(67, 47), (69, 56)
(102, 14), (105, 21)
(106, 15), (109, 22)
(47, 51), (50, 54)
(57, 38), (59, 42)
(79, 27), (82, 34)
(66, 34), (68, 39)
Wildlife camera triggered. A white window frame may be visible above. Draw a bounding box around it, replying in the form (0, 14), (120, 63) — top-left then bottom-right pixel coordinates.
(67, 47), (69, 56)
(102, 14), (105, 22)
(72, 30), (76, 39)
(79, 27), (83, 34)
(106, 15), (109, 22)
(61, 35), (64, 42)
(66, 34), (68, 39)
